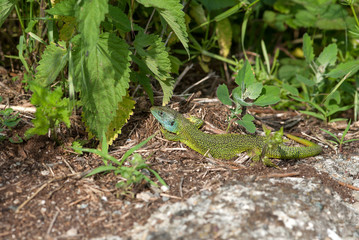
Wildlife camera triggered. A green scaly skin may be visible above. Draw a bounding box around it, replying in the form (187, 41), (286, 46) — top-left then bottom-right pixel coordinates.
(151, 106), (322, 160)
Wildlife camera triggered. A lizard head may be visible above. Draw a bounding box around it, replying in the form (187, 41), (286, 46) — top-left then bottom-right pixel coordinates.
(151, 106), (180, 133)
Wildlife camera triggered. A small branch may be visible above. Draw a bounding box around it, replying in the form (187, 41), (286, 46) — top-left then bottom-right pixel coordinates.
(0, 104), (36, 113)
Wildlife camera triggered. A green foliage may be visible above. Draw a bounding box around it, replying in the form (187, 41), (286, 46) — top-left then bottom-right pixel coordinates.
(0, 0), (16, 27)
(73, 132), (167, 196)
(321, 120), (359, 153)
(2, 0), (189, 145)
(255, 125), (284, 168)
(217, 60), (280, 133)
(35, 41), (68, 87)
(25, 83), (71, 139)
(0, 97), (22, 142)
(288, 34), (356, 123)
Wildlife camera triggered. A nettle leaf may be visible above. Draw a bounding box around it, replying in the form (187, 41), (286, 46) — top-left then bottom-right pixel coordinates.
(108, 5), (142, 33)
(134, 31), (173, 105)
(106, 95), (136, 146)
(317, 43), (337, 69)
(216, 84), (232, 106)
(46, 0), (76, 16)
(76, 0), (108, 52)
(35, 41), (68, 87)
(302, 33), (314, 63)
(136, 0), (189, 55)
(0, 0), (16, 27)
(254, 86), (280, 106)
(73, 33), (131, 138)
(326, 60), (359, 79)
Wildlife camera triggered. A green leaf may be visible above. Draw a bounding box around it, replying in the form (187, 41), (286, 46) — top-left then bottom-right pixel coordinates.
(236, 60), (255, 86)
(26, 84), (71, 138)
(295, 74), (315, 87)
(108, 5), (142, 33)
(85, 165), (118, 177)
(300, 111), (325, 121)
(253, 86), (280, 106)
(216, 84), (232, 106)
(282, 83), (299, 96)
(244, 82), (263, 100)
(34, 41), (68, 87)
(120, 133), (157, 166)
(137, 0), (189, 55)
(0, 0), (16, 27)
(326, 60), (359, 79)
(216, 18), (232, 58)
(73, 33), (132, 139)
(317, 43), (337, 69)
(302, 33), (314, 63)
(46, 0), (76, 16)
(75, 0), (108, 52)
(105, 95), (136, 146)
(134, 31), (173, 105)
(237, 114), (256, 133)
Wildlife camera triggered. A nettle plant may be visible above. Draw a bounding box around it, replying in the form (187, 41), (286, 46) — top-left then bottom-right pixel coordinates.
(2, 0), (188, 144)
(217, 60), (280, 133)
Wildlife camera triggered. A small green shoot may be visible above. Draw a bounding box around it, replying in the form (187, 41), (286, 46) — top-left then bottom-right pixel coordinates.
(72, 132), (167, 196)
(0, 97), (22, 142)
(320, 120), (359, 152)
(217, 60), (280, 133)
(25, 83), (71, 140)
(254, 125), (284, 168)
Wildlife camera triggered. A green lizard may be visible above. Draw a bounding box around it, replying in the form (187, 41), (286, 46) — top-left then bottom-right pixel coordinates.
(151, 106), (322, 160)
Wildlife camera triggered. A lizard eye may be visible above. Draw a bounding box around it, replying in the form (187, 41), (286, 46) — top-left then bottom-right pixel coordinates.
(158, 111), (163, 116)
(170, 120), (175, 126)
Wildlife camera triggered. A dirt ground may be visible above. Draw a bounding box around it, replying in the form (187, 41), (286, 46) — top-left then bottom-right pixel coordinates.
(1, 70), (359, 239)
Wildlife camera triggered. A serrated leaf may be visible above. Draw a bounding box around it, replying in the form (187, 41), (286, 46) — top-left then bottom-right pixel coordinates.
(302, 33), (314, 63)
(108, 5), (142, 33)
(216, 84), (232, 106)
(0, 0), (15, 27)
(317, 43), (337, 69)
(26, 84), (71, 138)
(73, 33), (132, 138)
(253, 86), (280, 106)
(46, 0), (76, 16)
(76, 0), (108, 52)
(130, 71), (154, 104)
(326, 60), (359, 79)
(136, 0), (189, 55)
(216, 18), (232, 58)
(106, 95), (136, 146)
(34, 41), (68, 87)
(134, 31), (173, 105)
